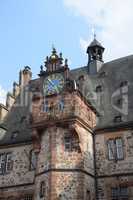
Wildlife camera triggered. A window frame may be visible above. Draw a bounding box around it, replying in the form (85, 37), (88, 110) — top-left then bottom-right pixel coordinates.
(0, 152), (13, 175)
(64, 132), (81, 153)
(24, 194), (33, 200)
(107, 137), (124, 161)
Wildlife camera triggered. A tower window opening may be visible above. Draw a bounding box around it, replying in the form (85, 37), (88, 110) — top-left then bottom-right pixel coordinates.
(64, 132), (81, 153)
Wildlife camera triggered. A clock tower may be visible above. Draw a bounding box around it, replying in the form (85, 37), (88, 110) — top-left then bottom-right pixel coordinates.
(31, 48), (97, 200)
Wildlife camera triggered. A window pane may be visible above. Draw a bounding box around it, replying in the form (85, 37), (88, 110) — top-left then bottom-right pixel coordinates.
(0, 154), (6, 174)
(112, 187), (128, 200)
(120, 187), (128, 196)
(6, 153), (13, 173)
(112, 188), (119, 197)
(24, 195), (33, 200)
(64, 133), (80, 153)
(116, 138), (124, 159)
(108, 140), (115, 160)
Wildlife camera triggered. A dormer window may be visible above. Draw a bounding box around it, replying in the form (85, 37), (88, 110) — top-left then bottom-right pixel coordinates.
(120, 81), (128, 87)
(99, 71), (106, 78)
(96, 85), (102, 93)
(117, 98), (123, 106)
(78, 75), (85, 81)
(114, 115), (122, 123)
(11, 131), (18, 140)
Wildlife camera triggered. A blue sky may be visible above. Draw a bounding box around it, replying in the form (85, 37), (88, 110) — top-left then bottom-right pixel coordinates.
(0, 0), (88, 91)
(0, 0), (133, 103)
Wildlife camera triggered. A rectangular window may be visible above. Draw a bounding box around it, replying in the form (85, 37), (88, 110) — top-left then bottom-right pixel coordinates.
(116, 138), (124, 159)
(108, 139), (115, 160)
(107, 138), (124, 161)
(112, 187), (128, 200)
(24, 195), (33, 200)
(64, 136), (72, 151)
(64, 132), (81, 153)
(0, 153), (13, 175)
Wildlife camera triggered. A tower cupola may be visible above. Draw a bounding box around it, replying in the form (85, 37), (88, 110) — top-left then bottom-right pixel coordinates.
(87, 37), (105, 74)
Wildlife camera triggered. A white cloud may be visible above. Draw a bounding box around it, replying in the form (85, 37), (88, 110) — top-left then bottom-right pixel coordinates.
(0, 86), (7, 105)
(63, 0), (133, 61)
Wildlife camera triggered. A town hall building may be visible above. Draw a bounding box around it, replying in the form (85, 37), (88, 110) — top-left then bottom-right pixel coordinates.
(0, 38), (133, 199)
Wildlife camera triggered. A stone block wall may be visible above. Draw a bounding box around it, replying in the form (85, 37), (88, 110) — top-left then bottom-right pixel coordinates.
(0, 144), (35, 198)
(34, 123), (95, 200)
(95, 130), (133, 199)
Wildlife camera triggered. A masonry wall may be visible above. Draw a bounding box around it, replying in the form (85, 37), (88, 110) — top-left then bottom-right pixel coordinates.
(95, 130), (133, 199)
(0, 144), (35, 198)
(34, 124), (96, 200)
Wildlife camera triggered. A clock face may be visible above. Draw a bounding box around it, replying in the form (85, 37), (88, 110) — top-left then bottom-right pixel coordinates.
(0, 128), (6, 140)
(43, 73), (64, 96)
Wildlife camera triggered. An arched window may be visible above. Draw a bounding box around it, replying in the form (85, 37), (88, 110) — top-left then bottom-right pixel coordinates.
(40, 181), (46, 198)
(64, 132), (81, 153)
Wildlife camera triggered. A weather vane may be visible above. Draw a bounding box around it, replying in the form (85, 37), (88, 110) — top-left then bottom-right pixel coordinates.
(91, 25), (96, 40)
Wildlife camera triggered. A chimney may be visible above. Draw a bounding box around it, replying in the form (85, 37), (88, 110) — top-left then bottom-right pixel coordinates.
(0, 104), (8, 122)
(13, 82), (20, 98)
(19, 66), (32, 87)
(6, 92), (15, 110)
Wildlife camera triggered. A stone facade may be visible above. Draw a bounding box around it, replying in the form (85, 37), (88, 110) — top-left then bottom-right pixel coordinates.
(0, 40), (133, 200)
(95, 130), (133, 199)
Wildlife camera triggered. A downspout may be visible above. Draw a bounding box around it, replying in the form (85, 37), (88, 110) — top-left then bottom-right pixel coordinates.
(93, 130), (99, 200)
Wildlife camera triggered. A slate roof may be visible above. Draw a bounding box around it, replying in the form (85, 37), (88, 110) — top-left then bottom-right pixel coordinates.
(1, 54), (133, 145)
(71, 55), (133, 129)
(88, 38), (104, 49)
